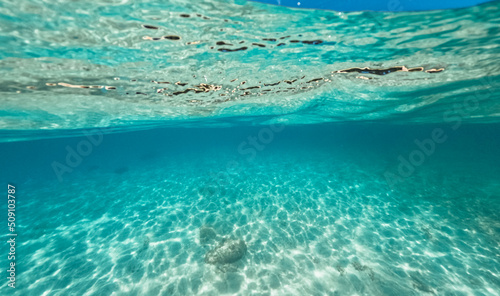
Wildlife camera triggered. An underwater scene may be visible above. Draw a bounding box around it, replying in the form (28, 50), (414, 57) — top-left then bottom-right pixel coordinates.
(0, 0), (499, 295)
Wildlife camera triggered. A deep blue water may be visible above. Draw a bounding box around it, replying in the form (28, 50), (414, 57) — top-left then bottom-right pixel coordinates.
(1, 0), (500, 295)
(252, 0), (495, 11)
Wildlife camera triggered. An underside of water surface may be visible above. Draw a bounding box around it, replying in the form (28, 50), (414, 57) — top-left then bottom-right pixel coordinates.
(1, 0), (500, 140)
(0, 0), (499, 296)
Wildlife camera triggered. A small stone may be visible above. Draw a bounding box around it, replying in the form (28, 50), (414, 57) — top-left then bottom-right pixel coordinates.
(205, 239), (247, 264)
(199, 226), (217, 244)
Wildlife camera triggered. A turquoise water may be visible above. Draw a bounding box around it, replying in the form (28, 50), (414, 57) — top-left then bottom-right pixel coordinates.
(1, 0), (500, 295)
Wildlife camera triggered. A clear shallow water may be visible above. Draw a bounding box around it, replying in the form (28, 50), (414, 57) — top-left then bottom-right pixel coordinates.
(1, 125), (500, 295)
(1, 0), (500, 295)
